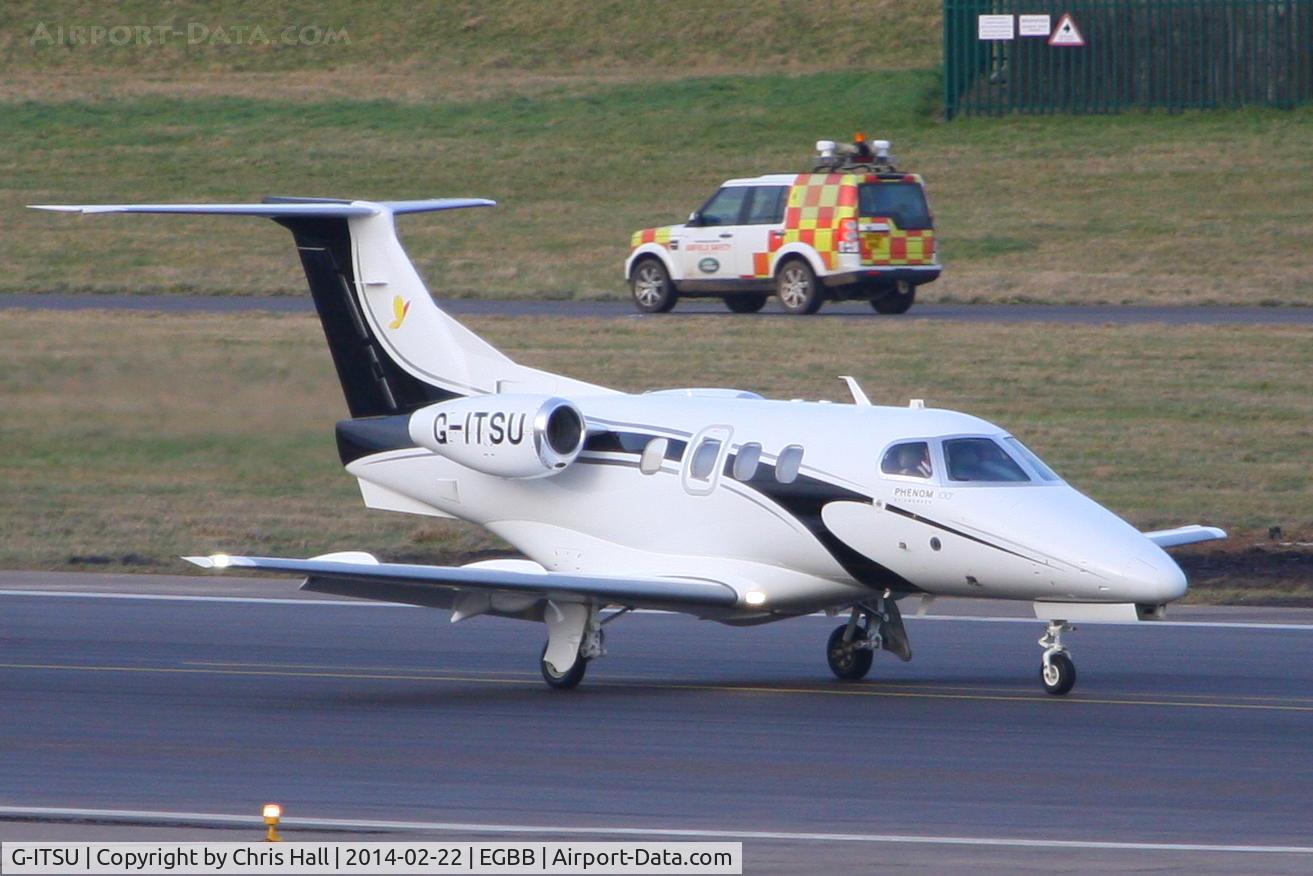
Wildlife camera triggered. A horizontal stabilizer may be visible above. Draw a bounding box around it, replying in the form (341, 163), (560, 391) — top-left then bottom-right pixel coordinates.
(1142, 525), (1227, 548)
(182, 554), (740, 613)
(29, 198), (495, 218)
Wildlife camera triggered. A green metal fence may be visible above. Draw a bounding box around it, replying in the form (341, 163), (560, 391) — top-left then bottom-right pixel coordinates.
(944, 0), (1313, 116)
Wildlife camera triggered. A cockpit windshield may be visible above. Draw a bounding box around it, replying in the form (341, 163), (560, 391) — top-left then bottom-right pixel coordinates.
(943, 437), (1030, 483)
(1003, 436), (1061, 481)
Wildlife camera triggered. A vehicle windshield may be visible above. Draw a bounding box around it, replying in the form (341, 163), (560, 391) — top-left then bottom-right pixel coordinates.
(943, 437), (1030, 483)
(858, 182), (931, 230)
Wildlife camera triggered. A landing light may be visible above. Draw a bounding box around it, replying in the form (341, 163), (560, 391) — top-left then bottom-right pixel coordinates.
(211, 554), (232, 568)
(745, 590), (767, 606)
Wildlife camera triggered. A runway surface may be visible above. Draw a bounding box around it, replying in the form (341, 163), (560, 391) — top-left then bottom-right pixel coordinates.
(2, 577), (1312, 872)
(2, 293), (1310, 324)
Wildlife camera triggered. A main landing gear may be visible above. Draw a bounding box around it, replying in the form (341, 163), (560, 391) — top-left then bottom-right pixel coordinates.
(539, 602), (606, 690)
(1038, 620), (1077, 696)
(825, 592), (913, 681)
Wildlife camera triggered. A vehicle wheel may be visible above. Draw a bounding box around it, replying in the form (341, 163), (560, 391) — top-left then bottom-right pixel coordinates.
(776, 260), (823, 315)
(871, 281), (916, 314)
(1039, 652), (1076, 696)
(541, 644), (588, 690)
(724, 295), (767, 314)
(630, 258), (677, 314)
(826, 624), (874, 681)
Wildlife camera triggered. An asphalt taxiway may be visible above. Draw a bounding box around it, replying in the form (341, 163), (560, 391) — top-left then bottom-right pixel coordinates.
(2, 574), (1311, 873)
(2, 293), (1310, 324)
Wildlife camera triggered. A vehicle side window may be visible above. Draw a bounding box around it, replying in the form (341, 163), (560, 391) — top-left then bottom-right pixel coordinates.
(858, 182), (931, 230)
(881, 441), (933, 478)
(639, 438), (668, 475)
(744, 186), (788, 225)
(690, 438), (722, 480)
(698, 187), (750, 227)
(733, 443), (762, 480)
(944, 438), (1029, 483)
(776, 445), (804, 484)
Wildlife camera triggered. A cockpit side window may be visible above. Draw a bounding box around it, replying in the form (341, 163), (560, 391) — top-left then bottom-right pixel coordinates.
(881, 441), (933, 478)
(944, 438), (1029, 483)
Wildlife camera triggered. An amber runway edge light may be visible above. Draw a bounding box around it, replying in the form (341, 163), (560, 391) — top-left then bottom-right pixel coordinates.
(262, 803), (282, 842)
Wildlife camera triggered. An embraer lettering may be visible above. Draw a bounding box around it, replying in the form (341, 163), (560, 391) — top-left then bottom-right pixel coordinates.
(433, 411), (526, 446)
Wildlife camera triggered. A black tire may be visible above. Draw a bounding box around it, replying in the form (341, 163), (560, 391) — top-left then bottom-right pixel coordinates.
(776, 259), (824, 315)
(630, 258), (678, 314)
(871, 281), (916, 314)
(724, 295), (767, 314)
(541, 644), (588, 690)
(826, 624), (874, 681)
(1040, 652), (1076, 696)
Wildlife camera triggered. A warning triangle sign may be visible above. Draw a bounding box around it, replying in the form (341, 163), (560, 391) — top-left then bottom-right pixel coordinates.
(1048, 13), (1085, 46)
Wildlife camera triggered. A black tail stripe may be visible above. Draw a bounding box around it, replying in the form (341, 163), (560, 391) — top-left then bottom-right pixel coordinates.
(273, 215), (459, 418)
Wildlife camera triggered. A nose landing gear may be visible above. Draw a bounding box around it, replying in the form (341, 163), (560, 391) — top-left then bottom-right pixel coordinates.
(1038, 620), (1077, 696)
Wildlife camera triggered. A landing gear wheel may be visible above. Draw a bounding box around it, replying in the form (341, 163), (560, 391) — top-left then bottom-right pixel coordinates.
(630, 258), (678, 314)
(776, 260), (824, 315)
(826, 624), (873, 681)
(1040, 651), (1076, 696)
(871, 281), (916, 314)
(724, 295), (767, 313)
(540, 644), (588, 690)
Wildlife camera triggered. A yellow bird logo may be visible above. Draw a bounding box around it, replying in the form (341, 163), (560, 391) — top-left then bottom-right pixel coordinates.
(388, 295), (411, 330)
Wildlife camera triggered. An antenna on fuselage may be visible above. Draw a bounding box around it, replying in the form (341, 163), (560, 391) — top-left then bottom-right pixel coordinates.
(838, 376), (872, 406)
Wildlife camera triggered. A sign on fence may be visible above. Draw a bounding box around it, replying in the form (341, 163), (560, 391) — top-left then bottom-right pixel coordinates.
(945, 0), (1313, 117)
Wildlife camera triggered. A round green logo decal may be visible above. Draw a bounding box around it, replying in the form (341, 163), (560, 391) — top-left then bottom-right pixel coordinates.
(698, 257), (720, 274)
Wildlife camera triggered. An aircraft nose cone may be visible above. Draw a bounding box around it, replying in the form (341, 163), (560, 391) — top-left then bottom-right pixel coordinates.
(1123, 552), (1188, 603)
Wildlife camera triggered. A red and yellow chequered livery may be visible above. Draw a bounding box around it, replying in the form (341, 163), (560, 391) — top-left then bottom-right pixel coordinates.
(625, 171), (939, 315)
(630, 226), (673, 249)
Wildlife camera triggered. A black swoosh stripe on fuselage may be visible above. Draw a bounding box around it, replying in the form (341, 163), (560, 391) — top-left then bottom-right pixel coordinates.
(585, 430), (921, 594)
(883, 503), (1037, 563)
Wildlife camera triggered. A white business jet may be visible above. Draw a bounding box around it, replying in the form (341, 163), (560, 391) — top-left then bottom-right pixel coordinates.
(34, 197), (1226, 695)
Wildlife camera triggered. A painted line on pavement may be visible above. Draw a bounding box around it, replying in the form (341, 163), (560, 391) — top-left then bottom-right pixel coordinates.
(3, 588), (1312, 630)
(0, 806), (1309, 854)
(3, 661), (1312, 712)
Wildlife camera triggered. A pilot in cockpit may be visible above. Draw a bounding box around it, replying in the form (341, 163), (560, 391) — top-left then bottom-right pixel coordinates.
(896, 443), (932, 478)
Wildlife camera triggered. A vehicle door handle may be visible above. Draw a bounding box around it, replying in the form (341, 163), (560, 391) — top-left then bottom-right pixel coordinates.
(719, 233), (733, 239)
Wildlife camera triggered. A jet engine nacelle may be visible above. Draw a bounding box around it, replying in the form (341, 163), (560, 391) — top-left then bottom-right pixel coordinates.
(408, 394), (585, 479)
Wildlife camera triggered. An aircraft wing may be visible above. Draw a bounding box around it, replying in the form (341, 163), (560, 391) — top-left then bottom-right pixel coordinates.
(1142, 525), (1227, 548)
(182, 553), (740, 615)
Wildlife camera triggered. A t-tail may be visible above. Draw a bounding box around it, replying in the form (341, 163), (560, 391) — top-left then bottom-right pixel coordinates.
(30, 197), (609, 422)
